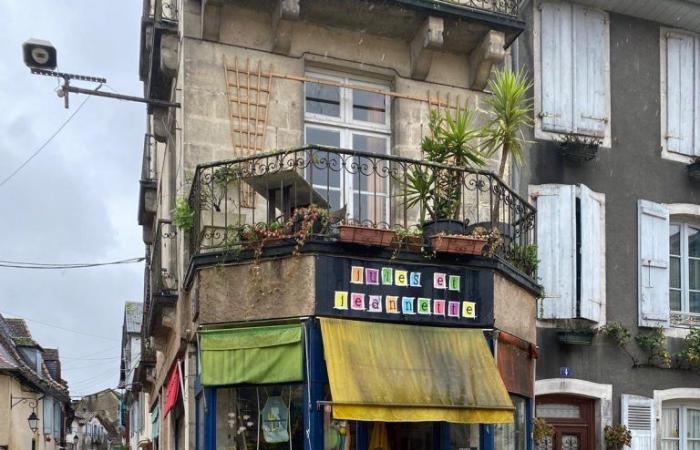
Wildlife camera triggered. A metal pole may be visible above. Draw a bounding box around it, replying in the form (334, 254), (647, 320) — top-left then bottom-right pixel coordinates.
(64, 85), (181, 109)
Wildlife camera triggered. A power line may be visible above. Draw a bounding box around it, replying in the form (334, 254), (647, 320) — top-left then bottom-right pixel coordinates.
(0, 85), (101, 188)
(0, 257), (144, 269)
(0, 310), (119, 342)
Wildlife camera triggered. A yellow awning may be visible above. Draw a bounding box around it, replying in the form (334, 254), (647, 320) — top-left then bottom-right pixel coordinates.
(319, 318), (514, 424)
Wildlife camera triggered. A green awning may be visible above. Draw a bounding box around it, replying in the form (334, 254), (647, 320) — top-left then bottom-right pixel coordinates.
(199, 323), (303, 386)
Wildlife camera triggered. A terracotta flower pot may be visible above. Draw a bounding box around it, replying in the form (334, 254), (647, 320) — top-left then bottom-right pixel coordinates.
(338, 225), (396, 247)
(430, 235), (487, 255)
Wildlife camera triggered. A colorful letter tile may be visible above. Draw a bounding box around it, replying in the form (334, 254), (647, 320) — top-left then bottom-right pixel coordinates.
(449, 275), (461, 291)
(351, 266), (364, 284)
(386, 296), (400, 314)
(462, 301), (476, 319)
(381, 267), (393, 285)
(365, 268), (380, 285)
(368, 295), (382, 312)
(434, 273), (447, 289)
(447, 301), (460, 317)
(334, 291), (349, 310)
(350, 293), (366, 310)
(402, 297), (416, 314)
(433, 299), (446, 316)
(417, 298), (431, 315)
(395, 270), (408, 287)
(409, 272), (422, 287)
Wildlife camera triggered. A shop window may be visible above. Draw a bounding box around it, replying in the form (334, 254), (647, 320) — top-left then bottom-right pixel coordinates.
(450, 424), (480, 450)
(365, 422), (434, 450)
(215, 384), (304, 449)
(495, 396), (527, 450)
(535, 2), (610, 144)
(304, 70), (391, 226)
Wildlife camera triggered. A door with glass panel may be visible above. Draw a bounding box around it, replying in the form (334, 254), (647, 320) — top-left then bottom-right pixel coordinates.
(304, 72), (390, 226)
(669, 223), (700, 324)
(536, 395), (594, 450)
(662, 406), (700, 450)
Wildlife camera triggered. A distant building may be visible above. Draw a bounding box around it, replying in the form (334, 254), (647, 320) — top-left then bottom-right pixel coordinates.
(0, 314), (71, 450)
(69, 389), (122, 450)
(119, 302), (151, 450)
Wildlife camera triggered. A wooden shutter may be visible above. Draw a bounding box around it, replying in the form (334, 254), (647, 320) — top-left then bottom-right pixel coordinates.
(621, 394), (655, 450)
(666, 32), (695, 156)
(579, 185), (604, 322)
(574, 6), (608, 137)
(534, 185), (577, 319)
(540, 2), (574, 133)
(638, 200), (670, 327)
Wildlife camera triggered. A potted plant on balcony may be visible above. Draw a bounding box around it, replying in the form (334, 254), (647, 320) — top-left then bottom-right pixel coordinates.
(402, 109), (486, 242)
(338, 224), (396, 247)
(559, 133), (601, 163)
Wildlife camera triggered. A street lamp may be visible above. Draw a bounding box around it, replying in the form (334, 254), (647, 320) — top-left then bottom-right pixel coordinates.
(73, 434), (79, 449)
(27, 411), (39, 433)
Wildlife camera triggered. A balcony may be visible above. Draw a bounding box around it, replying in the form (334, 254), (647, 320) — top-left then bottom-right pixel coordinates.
(145, 219), (177, 337)
(397, 0), (518, 18)
(139, 0), (178, 108)
(184, 146), (536, 278)
(138, 133), (157, 244)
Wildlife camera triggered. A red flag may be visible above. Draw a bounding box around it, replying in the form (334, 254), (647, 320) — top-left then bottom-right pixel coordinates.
(163, 363), (180, 418)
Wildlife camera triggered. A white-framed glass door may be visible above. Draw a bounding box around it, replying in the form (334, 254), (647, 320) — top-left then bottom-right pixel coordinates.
(303, 70), (391, 225)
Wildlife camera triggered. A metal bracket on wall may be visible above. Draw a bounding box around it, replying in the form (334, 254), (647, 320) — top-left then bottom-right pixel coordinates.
(11, 394), (43, 409)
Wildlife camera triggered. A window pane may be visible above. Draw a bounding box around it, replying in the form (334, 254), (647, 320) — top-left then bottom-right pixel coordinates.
(536, 403), (581, 419)
(353, 192), (387, 226)
(353, 89), (386, 123)
(690, 259), (700, 290)
(352, 134), (388, 194)
(663, 408), (680, 438)
(496, 396), (527, 450)
(691, 292), (700, 314)
(671, 224), (681, 256)
(671, 256), (682, 289)
(671, 290), (682, 312)
(688, 409), (700, 439)
(450, 424), (480, 450)
(306, 128), (341, 189)
(305, 82), (340, 117)
(690, 227), (700, 257)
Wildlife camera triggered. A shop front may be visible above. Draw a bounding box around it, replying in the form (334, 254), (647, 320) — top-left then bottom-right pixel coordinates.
(193, 256), (538, 450)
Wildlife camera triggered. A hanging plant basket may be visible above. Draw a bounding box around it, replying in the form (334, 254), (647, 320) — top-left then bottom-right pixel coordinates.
(430, 234), (487, 255)
(557, 329), (595, 345)
(559, 134), (601, 163)
(687, 160), (700, 181)
(338, 225), (396, 247)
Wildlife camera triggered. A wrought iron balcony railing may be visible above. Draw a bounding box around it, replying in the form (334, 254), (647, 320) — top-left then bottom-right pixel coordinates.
(437, 0), (518, 17)
(187, 146), (536, 273)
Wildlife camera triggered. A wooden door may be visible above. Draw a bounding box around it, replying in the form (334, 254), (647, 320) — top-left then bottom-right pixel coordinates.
(536, 395), (595, 450)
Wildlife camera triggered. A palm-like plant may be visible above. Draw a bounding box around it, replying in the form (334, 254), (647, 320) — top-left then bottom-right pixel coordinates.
(481, 68), (533, 180)
(402, 109), (485, 222)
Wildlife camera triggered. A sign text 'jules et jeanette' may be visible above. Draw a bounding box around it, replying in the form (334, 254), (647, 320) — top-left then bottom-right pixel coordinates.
(333, 266), (477, 319)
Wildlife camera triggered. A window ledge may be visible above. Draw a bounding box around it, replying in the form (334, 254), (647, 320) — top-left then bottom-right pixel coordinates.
(534, 126), (611, 150)
(660, 147), (696, 165)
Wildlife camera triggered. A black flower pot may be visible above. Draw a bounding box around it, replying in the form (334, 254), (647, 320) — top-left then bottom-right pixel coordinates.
(421, 219), (467, 237)
(687, 161), (700, 181)
(560, 141), (599, 163)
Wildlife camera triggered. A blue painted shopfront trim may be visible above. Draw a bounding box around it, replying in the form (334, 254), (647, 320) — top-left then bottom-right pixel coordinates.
(204, 388), (216, 450)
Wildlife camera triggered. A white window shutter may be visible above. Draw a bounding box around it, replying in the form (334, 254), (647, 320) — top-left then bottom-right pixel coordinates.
(621, 394), (655, 450)
(666, 32), (695, 156)
(574, 6), (608, 137)
(534, 184), (577, 319)
(579, 185), (604, 322)
(694, 36), (700, 156)
(638, 200), (670, 327)
(540, 2), (574, 133)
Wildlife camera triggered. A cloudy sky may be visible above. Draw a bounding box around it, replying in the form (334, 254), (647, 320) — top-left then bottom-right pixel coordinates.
(0, 1), (145, 397)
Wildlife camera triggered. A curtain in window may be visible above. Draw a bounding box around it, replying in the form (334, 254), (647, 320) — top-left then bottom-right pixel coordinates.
(662, 408), (680, 450)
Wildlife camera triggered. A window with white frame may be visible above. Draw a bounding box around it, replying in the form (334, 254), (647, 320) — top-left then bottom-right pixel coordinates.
(304, 71), (391, 226)
(535, 2), (609, 142)
(662, 29), (700, 159)
(669, 222), (700, 317)
(529, 184), (605, 322)
(662, 406), (700, 450)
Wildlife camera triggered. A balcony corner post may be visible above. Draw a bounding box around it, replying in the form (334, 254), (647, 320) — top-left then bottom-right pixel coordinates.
(410, 16), (444, 80)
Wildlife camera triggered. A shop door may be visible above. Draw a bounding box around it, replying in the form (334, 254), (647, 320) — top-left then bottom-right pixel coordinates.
(536, 395), (594, 450)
